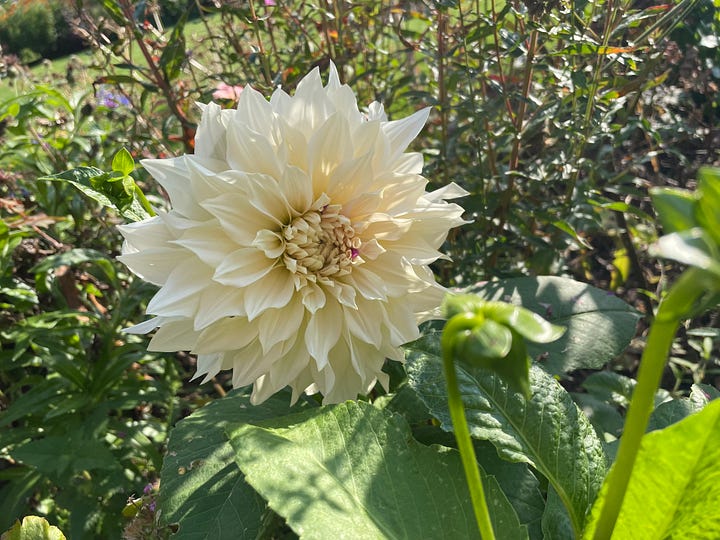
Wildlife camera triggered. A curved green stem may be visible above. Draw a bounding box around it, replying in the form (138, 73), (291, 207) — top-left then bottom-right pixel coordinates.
(441, 318), (496, 540)
(592, 269), (708, 539)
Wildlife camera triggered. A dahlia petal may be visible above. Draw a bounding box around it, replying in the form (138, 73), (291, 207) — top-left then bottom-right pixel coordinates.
(325, 280), (357, 308)
(245, 175), (293, 225)
(307, 113), (353, 193)
(202, 192), (279, 245)
(194, 102), (229, 161)
(327, 61), (342, 90)
(148, 320), (200, 352)
(235, 85), (275, 134)
(146, 262), (212, 317)
(123, 316), (164, 334)
(213, 248), (275, 287)
(226, 122), (283, 179)
(343, 300), (383, 347)
(231, 337), (295, 389)
(118, 216), (172, 251)
(326, 151), (374, 204)
(250, 338), (309, 404)
(351, 120), (382, 159)
(192, 352), (224, 383)
(348, 267), (388, 301)
(252, 229), (285, 259)
(301, 283), (326, 312)
(393, 152), (424, 174)
(288, 68), (332, 135)
(258, 298), (305, 353)
(381, 300), (422, 346)
(172, 225), (236, 267)
(427, 181), (471, 201)
(194, 285), (246, 330)
(142, 157), (208, 220)
(366, 101), (387, 122)
(305, 301), (343, 371)
(278, 166), (313, 214)
(244, 267), (294, 320)
(193, 317), (258, 354)
(117, 248), (182, 285)
(383, 107), (431, 161)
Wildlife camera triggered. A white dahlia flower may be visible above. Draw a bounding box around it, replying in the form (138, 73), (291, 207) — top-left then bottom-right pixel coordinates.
(119, 63), (467, 404)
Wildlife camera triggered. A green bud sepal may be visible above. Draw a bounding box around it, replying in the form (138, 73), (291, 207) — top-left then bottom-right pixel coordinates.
(441, 294), (565, 399)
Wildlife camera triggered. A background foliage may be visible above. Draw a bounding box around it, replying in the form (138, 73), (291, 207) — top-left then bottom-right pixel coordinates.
(1, 0), (718, 537)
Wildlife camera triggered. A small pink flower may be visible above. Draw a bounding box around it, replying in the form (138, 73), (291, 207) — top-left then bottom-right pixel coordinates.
(212, 82), (244, 102)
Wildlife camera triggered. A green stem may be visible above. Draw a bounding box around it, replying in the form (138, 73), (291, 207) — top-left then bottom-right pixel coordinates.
(592, 269), (707, 539)
(441, 319), (496, 540)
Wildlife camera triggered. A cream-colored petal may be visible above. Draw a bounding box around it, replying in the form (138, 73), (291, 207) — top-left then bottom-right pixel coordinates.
(202, 192), (279, 246)
(244, 267), (294, 320)
(118, 216), (172, 251)
(252, 229), (285, 259)
(235, 85), (275, 134)
(348, 267), (388, 301)
(213, 248), (275, 287)
(342, 299), (383, 347)
(142, 157), (208, 221)
(277, 166), (313, 214)
(307, 113), (353, 194)
(193, 317), (258, 354)
(194, 102), (229, 161)
(118, 247), (183, 286)
(305, 301), (343, 371)
(148, 320), (200, 351)
(146, 262), (213, 317)
(382, 107), (430, 162)
(194, 284), (246, 330)
(192, 352), (224, 383)
(226, 122), (283, 179)
(258, 298), (305, 353)
(123, 316), (164, 334)
(172, 225), (236, 268)
(300, 282), (326, 312)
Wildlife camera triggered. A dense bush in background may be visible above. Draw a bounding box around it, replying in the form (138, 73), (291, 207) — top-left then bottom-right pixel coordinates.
(0, 0), (85, 62)
(0, 0), (718, 537)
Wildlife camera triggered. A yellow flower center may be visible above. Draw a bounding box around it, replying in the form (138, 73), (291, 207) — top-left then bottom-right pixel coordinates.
(282, 203), (361, 282)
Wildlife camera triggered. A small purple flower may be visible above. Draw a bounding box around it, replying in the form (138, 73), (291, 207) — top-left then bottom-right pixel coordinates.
(96, 85), (131, 109)
(143, 483), (153, 495)
(148, 501), (156, 512)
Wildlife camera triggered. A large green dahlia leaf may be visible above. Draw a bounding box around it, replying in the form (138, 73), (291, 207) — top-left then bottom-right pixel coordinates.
(406, 333), (607, 537)
(227, 401), (526, 540)
(159, 390), (314, 539)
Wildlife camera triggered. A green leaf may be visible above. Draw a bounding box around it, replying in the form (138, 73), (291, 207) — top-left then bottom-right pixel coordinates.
(650, 187), (699, 233)
(1, 516), (66, 540)
(583, 398), (720, 539)
(384, 390), (544, 538)
(696, 167), (720, 246)
(159, 389), (315, 540)
(407, 335), (607, 537)
(228, 401), (526, 540)
(42, 167), (152, 222)
(111, 148), (134, 177)
(10, 436), (117, 477)
(159, 11), (188, 81)
(469, 276), (640, 375)
(651, 229), (720, 279)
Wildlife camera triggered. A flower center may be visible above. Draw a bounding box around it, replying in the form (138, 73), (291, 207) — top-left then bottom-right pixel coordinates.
(282, 202), (361, 281)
